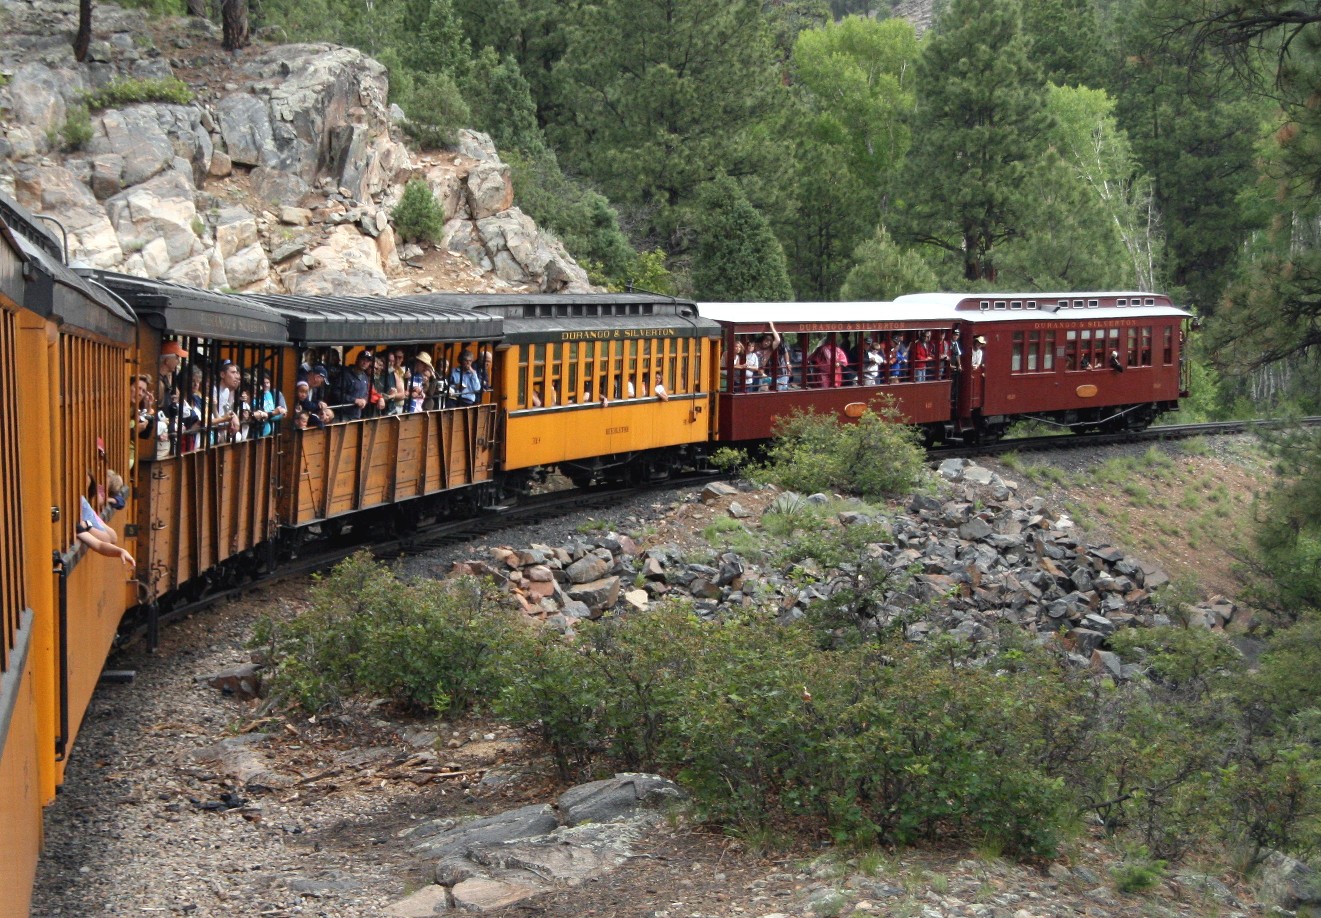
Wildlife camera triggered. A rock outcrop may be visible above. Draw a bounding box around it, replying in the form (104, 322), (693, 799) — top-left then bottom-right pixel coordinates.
(0, 0), (594, 296)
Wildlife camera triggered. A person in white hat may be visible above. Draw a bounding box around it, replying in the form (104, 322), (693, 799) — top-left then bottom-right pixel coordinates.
(971, 336), (986, 370)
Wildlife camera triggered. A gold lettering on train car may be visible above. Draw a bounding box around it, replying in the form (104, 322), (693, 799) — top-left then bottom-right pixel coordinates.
(1032, 319), (1149, 330)
(559, 328), (677, 341)
(605, 426), (630, 435)
(531, 436), (541, 444)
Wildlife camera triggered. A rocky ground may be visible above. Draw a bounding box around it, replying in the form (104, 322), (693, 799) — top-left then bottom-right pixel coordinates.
(31, 437), (1287, 918)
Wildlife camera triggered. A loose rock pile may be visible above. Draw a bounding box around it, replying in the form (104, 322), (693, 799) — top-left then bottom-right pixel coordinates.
(456, 461), (1239, 678)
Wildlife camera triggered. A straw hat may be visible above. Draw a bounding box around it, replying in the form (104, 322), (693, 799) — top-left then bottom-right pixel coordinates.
(413, 352), (434, 368)
(974, 336), (987, 345)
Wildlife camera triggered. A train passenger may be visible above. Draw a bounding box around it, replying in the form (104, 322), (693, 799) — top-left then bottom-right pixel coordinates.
(447, 350), (483, 408)
(946, 328), (963, 380)
(890, 334), (909, 382)
(77, 474), (134, 569)
(133, 374), (155, 445)
(335, 349), (373, 421)
(212, 359), (242, 443)
(763, 322), (791, 390)
(158, 340), (187, 410)
(409, 382), (427, 412)
(648, 372), (669, 401)
(913, 331), (933, 382)
(384, 350), (408, 414)
(810, 337), (849, 388)
(253, 370), (288, 437)
(971, 336), (986, 370)
(730, 340), (752, 392)
(1109, 350), (1125, 373)
(860, 339), (885, 386)
(751, 331), (775, 391)
(295, 375), (333, 428)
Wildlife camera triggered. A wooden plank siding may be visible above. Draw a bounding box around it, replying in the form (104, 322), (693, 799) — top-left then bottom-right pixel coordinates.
(286, 405), (497, 527)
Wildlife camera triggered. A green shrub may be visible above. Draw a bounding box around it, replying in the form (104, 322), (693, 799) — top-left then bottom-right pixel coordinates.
(59, 105), (93, 151)
(83, 76), (193, 110)
(253, 552), (522, 713)
(391, 179), (446, 244)
(750, 397), (926, 501)
(1111, 847), (1167, 893)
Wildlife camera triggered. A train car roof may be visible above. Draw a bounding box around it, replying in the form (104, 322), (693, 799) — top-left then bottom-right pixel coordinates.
(701, 292), (1191, 330)
(251, 293), (504, 346)
(455, 292), (720, 343)
(84, 271), (290, 344)
(893, 291), (1193, 322)
(0, 195), (137, 343)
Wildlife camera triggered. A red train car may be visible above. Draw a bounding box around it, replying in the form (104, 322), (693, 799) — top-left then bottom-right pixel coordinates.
(703, 292), (1192, 444)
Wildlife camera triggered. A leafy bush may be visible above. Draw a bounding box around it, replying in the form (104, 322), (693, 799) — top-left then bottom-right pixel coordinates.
(750, 398), (926, 501)
(253, 553), (523, 713)
(84, 76), (193, 110)
(391, 179), (446, 244)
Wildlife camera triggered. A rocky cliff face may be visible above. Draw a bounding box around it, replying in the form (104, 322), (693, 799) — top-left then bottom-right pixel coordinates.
(0, 0), (593, 296)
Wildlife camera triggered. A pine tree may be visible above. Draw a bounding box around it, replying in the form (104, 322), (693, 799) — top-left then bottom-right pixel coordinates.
(691, 177), (794, 301)
(553, 0), (787, 238)
(895, 0), (1052, 282)
(840, 226), (940, 301)
(1105, 0), (1260, 311)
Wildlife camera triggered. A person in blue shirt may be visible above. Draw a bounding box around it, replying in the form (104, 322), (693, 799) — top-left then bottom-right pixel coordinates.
(447, 350), (483, 408)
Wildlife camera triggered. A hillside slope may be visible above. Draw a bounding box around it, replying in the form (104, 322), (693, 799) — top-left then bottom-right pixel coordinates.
(0, 0), (593, 296)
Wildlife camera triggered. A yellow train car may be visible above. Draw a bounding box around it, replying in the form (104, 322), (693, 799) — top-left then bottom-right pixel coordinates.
(1, 197), (137, 918)
(466, 295), (722, 486)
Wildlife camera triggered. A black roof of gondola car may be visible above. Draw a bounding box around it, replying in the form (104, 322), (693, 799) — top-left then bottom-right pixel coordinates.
(445, 293), (720, 343)
(84, 270), (290, 345)
(0, 195), (136, 343)
(252, 293), (504, 346)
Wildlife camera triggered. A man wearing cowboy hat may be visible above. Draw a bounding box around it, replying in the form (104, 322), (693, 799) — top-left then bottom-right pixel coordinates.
(971, 335), (986, 370)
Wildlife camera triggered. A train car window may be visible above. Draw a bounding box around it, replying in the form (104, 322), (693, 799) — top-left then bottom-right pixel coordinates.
(1027, 330), (1040, 371)
(1141, 327), (1153, 366)
(1011, 332), (1024, 372)
(1073, 299), (1084, 309)
(1108, 329), (1121, 360)
(1057, 299), (1068, 310)
(980, 300), (990, 311)
(1044, 331), (1056, 370)
(1027, 300), (1038, 310)
(994, 300), (1007, 310)
(1127, 328), (1139, 366)
(1087, 299), (1099, 309)
(1117, 298), (1127, 307)
(1145, 297), (1156, 306)
(1163, 326), (1174, 365)
(1010, 300), (1022, 310)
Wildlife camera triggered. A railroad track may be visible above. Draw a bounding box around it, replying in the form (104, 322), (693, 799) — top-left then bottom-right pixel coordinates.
(122, 415), (1316, 646)
(118, 473), (715, 647)
(934, 416), (1321, 460)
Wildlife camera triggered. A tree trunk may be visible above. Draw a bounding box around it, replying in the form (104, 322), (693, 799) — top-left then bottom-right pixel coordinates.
(221, 0), (250, 51)
(74, 0), (92, 62)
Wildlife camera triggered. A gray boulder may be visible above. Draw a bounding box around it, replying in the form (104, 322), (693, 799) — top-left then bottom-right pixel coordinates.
(557, 774), (685, 827)
(412, 804), (559, 861)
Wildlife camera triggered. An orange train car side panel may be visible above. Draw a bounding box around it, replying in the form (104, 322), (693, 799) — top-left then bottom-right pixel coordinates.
(502, 396), (711, 470)
(288, 406), (497, 527)
(0, 621), (42, 918)
(141, 440), (280, 600)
